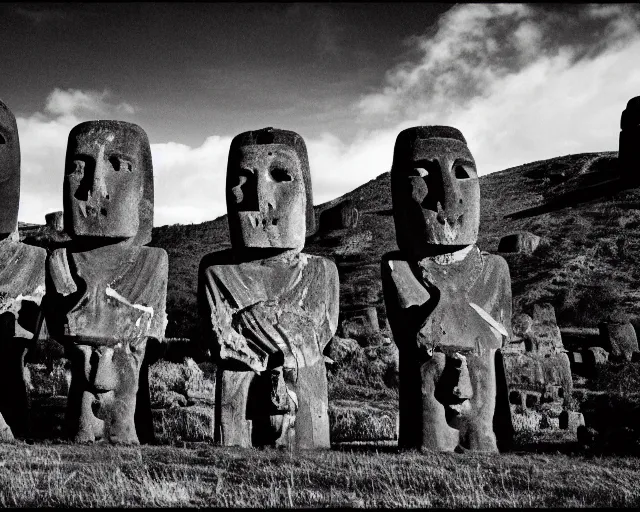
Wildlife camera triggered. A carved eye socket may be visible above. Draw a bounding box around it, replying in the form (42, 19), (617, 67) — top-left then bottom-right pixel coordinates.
(71, 159), (86, 176)
(0, 134), (5, 144)
(270, 167), (292, 182)
(109, 156), (133, 172)
(454, 165), (471, 179)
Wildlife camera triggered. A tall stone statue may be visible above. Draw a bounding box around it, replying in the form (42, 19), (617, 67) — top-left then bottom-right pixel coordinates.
(381, 126), (513, 452)
(199, 127), (339, 449)
(0, 100), (47, 441)
(620, 96), (640, 176)
(44, 121), (168, 445)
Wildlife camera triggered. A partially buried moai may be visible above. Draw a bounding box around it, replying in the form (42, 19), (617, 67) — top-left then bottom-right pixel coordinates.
(381, 126), (513, 452)
(0, 100), (47, 441)
(199, 127), (338, 449)
(44, 121), (168, 445)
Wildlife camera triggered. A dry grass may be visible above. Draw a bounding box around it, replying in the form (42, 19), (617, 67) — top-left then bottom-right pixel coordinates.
(1, 442), (639, 507)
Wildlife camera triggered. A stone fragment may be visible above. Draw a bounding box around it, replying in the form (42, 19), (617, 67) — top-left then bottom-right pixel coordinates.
(199, 128), (338, 450)
(0, 99), (47, 440)
(585, 346), (609, 366)
(559, 410), (585, 432)
(44, 121), (168, 446)
(382, 125), (513, 453)
(498, 232), (541, 254)
(598, 316), (638, 362)
(318, 199), (359, 232)
(325, 336), (361, 365)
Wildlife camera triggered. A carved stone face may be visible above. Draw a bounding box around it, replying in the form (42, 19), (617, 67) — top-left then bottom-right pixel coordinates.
(76, 342), (145, 395)
(227, 143), (307, 250)
(64, 121), (153, 243)
(0, 100), (20, 235)
(392, 127), (480, 254)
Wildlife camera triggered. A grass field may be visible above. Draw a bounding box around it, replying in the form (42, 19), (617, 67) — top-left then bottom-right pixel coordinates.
(1, 441), (639, 508)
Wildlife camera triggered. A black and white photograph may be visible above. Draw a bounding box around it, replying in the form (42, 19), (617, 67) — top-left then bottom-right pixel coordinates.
(1, 2), (640, 507)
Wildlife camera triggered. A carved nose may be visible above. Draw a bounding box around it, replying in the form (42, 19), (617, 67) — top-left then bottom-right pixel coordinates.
(441, 167), (464, 223)
(91, 347), (118, 393)
(88, 158), (109, 205)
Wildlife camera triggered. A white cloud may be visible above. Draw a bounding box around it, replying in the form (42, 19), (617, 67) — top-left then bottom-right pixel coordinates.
(45, 88), (136, 117)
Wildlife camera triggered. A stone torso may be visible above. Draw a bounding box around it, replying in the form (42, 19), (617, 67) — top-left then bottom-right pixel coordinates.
(46, 246), (168, 345)
(0, 238), (47, 338)
(382, 246), (511, 356)
(199, 250), (339, 373)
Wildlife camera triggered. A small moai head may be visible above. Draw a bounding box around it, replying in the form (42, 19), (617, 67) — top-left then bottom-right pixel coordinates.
(0, 100), (21, 236)
(226, 127), (315, 251)
(391, 126), (480, 256)
(63, 121), (154, 245)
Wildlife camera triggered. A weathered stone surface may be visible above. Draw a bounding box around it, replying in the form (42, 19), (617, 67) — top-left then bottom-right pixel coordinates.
(45, 211), (64, 232)
(382, 126), (513, 453)
(585, 346), (609, 367)
(324, 336), (361, 365)
(199, 128), (338, 450)
(364, 343), (400, 388)
(497, 232), (541, 254)
(225, 127), (315, 250)
(44, 121), (168, 445)
(599, 318), (638, 361)
(619, 96), (640, 175)
(559, 410), (584, 432)
(318, 199), (359, 232)
(0, 99), (48, 440)
(502, 352), (573, 406)
(0, 99), (20, 235)
(152, 406), (215, 443)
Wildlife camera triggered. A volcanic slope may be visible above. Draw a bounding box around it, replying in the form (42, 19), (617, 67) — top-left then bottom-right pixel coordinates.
(21, 150), (640, 338)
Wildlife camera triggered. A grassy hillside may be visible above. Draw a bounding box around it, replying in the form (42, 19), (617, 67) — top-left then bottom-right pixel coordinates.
(21, 150), (640, 338)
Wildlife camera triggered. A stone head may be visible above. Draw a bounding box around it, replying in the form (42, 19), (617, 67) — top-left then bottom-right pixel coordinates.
(391, 126), (479, 255)
(226, 127), (315, 251)
(63, 121), (153, 245)
(74, 339), (146, 396)
(0, 100), (20, 235)
(433, 351), (474, 419)
(621, 96), (640, 130)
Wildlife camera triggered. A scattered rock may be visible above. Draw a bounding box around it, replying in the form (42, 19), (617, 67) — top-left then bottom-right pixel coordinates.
(325, 336), (361, 365)
(599, 317), (638, 362)
(498, 232), (542, 254)
(559, 410), (584, 432)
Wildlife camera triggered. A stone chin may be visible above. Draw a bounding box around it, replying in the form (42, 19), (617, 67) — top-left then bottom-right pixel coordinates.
(234, 209), (306, 250)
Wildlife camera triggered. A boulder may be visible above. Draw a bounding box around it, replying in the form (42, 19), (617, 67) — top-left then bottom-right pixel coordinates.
(559, 410), (585, 432)
(325, 336), (361, 365)
(599, 317), (638, 362)
(498, 232), (542, 254)
(584, 346), (609, 374)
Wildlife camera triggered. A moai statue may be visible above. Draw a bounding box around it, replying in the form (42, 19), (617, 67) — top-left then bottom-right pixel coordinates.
(381, 126), (513, 452)
(199, 127), (338, 450)
(44, 121), (168, 445)
(619, 96), (640, 175)
(0, 100), (47, 441)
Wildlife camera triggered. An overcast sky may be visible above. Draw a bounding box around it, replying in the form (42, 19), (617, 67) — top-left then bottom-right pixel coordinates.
(3, 3), (640, 227)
